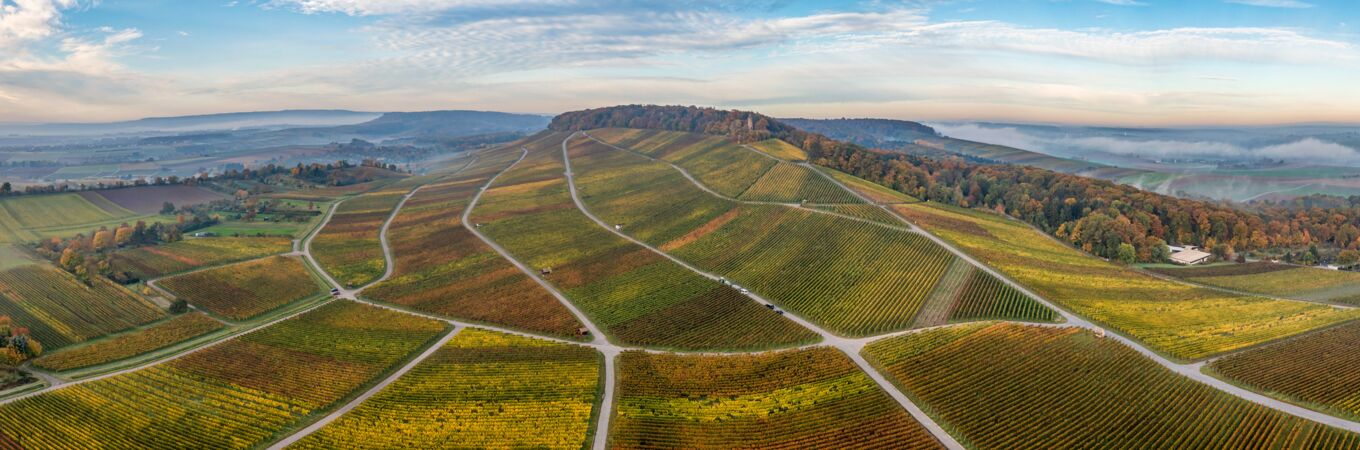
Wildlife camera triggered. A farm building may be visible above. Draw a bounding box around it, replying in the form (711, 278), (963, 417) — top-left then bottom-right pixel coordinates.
(1170, 248), (1212, 265)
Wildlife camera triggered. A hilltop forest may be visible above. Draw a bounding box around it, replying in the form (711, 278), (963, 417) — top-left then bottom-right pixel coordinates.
(552, 106), (1360, 263)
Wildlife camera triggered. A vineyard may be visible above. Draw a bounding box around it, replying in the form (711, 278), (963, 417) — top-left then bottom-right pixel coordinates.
(611, 348), (943, 449)
(0, 192), (141, 243)
(31, 312), (224, 372)
(893, 202), (1360, 360)
(366, 149), (586, 339)
(862, 322), (1360, 448)
(817, 168), (919, 204)
(589, 128), (778, 198)
(292, 328), (601, 449)
(568, 136), (1052, 336)
(111, 236), (293, 279)
(0, 265), (164, 350)
(1151, 262), (1360, 305)
(739, 162), (863, 204)
(0, 301), (447, 449)
(1210, 321), (1360, 421)
(470, 133), (818, 350)
(157, 256), (322, 320)
(310, 189), (407, 288)
(808, 204), (904, 226)
(748, 138), (808, 161)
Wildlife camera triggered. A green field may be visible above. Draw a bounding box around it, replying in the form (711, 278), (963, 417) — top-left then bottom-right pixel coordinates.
(864, 322), (1360, 448)
(893, 201), (1360, 360)
(0, 301), (448, 448)
(111, 236), (293, 279)
(471, 132), (818, 351)
(292, 328), (601, 449)
(612, 348), (942, 449)
(1151, 262), (1360, 305)
(570, 132), (1054, 336)
(0, 193), (134, 243)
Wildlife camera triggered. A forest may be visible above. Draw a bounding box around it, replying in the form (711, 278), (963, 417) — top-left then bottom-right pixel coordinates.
(551, 106), (1360, 263)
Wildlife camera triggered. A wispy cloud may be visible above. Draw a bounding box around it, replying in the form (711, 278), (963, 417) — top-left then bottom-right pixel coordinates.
(1225, 0), (1314, 8)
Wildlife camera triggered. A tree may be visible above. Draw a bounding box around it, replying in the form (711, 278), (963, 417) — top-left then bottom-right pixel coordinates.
(1338, 250), (1360, 267)
(114, 225), (134, 246)
(161, 202), (176, 215)
(59, 247), (81, 270)
(0, 182), (9, 195)
(92, 230), (114, 250)
(1116, 243), (1137, 265)
(169, 299), (189, 314)
(1147, 238), (1171, 263)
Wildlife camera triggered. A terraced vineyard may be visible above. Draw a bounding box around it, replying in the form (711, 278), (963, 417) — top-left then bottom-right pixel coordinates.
(367, 148), (586, 339)
(0, 301), (447, 449)
(111, 236), (293, 279)
(32, 312), (225, 372)
(863, 322), (1360, 448)
(569, 134), (1053, 336)
(157, 255), (321, 321)
(748, 138), (808, 161)
(893, 201), (1360, 360)
(311, 189), (407, 287)
(1210, 321), (1360, 420)
(1151, 262), (1360, 305)
(292, 328), (601, 449)
(470, 132), (817, 350)
(611, 348), (943, 449)
(0, 264), (164, 350)
(739, 162), (863, 204)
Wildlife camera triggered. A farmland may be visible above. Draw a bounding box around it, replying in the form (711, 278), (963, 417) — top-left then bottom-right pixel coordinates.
(588, 128), (777, 198)
(893, 201), (1360, 360)
(0, 264), (164, 350)
(0, 192), (137, 243)
(863, 322), (1360, 448)
(85, 185), (227, 214)
(611, 348), (943, 449)
(470, 132), (818, 350)
(156, 255), (322, 321)
(1210, 321), (1360, 421)
(1151, 262), (1360, 305)
(366, 150), (586, 339)
(748, 138), (808, 161)
(292, 329), (601, 449)
(311, 189), (407, 287)
(568, 134), (1052, 336)
(739, 162), (863, 204)
(31, 312), (225, 372)
(111, 236), (293, 279)
(0, 301), (447, 449)
(816, 168), (919, 204)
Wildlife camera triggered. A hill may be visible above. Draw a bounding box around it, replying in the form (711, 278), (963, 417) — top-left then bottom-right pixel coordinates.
(0, 110), (380, 137)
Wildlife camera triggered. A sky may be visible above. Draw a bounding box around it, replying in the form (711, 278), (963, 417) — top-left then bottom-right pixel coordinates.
(0, 0), (1357, 125)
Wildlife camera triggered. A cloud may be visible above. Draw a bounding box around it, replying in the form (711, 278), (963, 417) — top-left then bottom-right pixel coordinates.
(1097, 0), (1147, 6)
(0, 0), (79, 51)
(1225, 0), (1314, 8)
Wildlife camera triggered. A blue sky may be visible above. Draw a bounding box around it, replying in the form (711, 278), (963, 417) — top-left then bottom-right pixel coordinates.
(0, 0), (1357, 125)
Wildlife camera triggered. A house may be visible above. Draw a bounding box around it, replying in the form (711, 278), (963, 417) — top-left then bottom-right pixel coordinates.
(1170, 248), (1212, 265)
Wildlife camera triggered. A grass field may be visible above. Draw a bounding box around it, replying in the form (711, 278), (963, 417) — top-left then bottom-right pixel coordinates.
(1210, 321), (1360, 421)
(311, 189), (406, 288)
(748, 138), (808, 161)
(0, 301), (447, 449)
(893, 201), (1360, 360)
(367, 149), (586, 339)
(31, 312), (225, 372)
(863, 322), (1360, 448)
(611, 348), (943, 449)
(0, 192), (133, 243)
(111, 236), (293, 279)
(1151, 262), (1360, 305)
(292, 328), (601, 449)
(157, 255), (322, 321)
(569, 134), (1053, 336)
(471, 132), (818, 351)
(0, 264), (164, 351)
